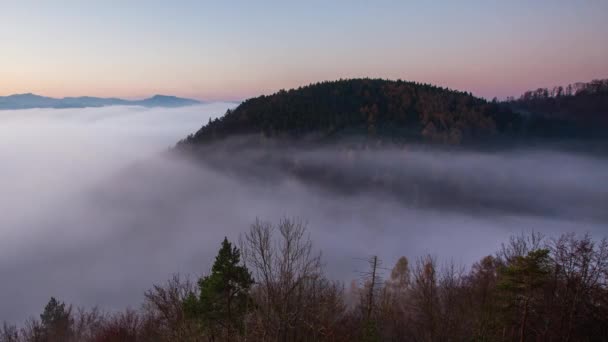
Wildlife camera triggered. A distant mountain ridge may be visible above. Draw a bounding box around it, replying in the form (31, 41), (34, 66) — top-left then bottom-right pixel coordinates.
(0, 93), (201, 110)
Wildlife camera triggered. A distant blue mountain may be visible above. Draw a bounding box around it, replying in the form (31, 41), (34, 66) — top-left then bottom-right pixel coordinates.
(132, 95), (201, 108)
(0, 93), (201, 110)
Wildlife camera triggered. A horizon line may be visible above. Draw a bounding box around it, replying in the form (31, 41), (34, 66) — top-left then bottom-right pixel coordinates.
(2, 75), (606, 103)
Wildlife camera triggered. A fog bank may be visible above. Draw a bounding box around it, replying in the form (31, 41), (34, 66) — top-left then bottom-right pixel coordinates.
(0, 105), (607, 322)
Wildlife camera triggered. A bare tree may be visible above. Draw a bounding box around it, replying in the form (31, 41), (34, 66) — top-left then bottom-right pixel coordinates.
(72, 307), (105, 342)
(93, 309), (146, 342)
(549, 233), (608, 341)
(378, 256), (413, 340)
(497, 231), (544, 264)
(410, 255), (439, 342)
(241, 218), (325, 341)
(437, 261), (466, 340)
(0, 323), (19, 342)
(465, 255), (500, 341)
(143, 274), (200, 341)
(363, 256), (381, 321)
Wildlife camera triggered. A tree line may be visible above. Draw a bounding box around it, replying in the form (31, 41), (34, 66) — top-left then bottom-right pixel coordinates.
(2, 219), (607, 341)
(505, 79), (608, 140)
(507, 79), (608, 102)
(176, 78), (608, 152)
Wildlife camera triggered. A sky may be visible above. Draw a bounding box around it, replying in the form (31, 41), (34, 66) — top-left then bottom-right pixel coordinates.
(1, 0), (607, 101)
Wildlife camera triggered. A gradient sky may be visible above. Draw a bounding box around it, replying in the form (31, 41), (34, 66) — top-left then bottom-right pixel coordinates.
(1, 1), (607, 101)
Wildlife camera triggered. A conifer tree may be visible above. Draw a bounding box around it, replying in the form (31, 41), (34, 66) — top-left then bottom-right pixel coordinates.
(184, 237), (254, 339)
(498, 249), (550, 342)
(38, 297), (73, 342)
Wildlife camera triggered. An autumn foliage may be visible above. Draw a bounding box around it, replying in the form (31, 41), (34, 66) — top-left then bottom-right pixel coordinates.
(3, 220), (607, 342)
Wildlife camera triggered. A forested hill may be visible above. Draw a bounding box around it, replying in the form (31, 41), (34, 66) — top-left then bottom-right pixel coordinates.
(506, 79), (608, 139)
(507, 78), (608, 119)
(179, 79), (520, 146)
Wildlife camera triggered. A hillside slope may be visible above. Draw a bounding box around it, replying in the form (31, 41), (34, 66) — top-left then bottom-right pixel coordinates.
(180, 79), (520, 146)
(506, 79), (608, 139)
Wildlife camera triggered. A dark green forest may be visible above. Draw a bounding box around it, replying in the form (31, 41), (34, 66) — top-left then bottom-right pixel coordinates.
(3, 219), (607, 341)
(508, 79), (608, 139)
(178, 78), (608, 148)
(178, 79), (521, 146)
(508, 79), (608, 119)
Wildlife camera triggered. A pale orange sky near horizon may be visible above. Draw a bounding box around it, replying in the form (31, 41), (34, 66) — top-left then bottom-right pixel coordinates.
(1, 1), (607, 101)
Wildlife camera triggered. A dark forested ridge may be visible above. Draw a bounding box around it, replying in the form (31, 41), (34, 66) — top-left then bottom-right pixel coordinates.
(178, 78), (608, 149)
(507, 78), (608, 118)
(179, 79), (521, 146)
(507, 78), (608, 139)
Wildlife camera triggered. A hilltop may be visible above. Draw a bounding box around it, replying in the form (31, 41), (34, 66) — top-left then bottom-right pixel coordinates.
(178, 78), (608, 151)
(179, 79), (521, 147)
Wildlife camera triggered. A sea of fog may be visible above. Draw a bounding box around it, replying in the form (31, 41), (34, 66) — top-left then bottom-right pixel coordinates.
(0, 104), (607, 322)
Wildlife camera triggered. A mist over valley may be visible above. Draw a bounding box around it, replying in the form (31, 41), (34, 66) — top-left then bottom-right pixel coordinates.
(1, 90), (606, 325)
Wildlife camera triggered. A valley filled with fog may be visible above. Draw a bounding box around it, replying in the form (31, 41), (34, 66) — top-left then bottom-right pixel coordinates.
(1, 105), (607, 322)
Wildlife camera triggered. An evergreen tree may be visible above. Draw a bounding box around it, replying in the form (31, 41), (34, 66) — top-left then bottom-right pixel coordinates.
(184, 237), (254, 338)
(37, 297), (73, 342)
(498, 249), (551, 342)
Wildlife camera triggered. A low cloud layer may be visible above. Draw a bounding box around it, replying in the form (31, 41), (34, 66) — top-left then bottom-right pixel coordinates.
(1, 105), (607, 323)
